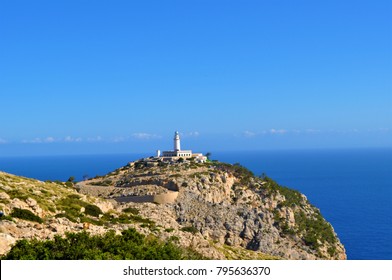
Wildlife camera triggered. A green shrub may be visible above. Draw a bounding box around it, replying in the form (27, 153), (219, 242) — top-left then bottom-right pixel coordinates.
(168, 236), (180, 242)
(2, 228), (207, 260)
(10, 208), (43, 223)
(262, 176), (303, 206)
(295, 211), (337, 251)
(181, 226), (198, 234)
(67, 194), (81, 200)
(6, 190), (28, 201)
(327, 246), (337, 257)
(55, 213), (77, 223)
(0, 198), (10, 204)
(0, 215), (13, 222)
(123, 207), (140, 215)
(129, 215), (155, 226)
(56, 195), (89, 221)
(212, 162), (254, 184)
(84, 204), (103, 217)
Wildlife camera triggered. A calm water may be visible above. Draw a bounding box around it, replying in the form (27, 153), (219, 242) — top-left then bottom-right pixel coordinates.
(0, 148), (391, 260)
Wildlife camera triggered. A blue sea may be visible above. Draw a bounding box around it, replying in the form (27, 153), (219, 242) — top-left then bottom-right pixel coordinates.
(0, 148), (391, 260)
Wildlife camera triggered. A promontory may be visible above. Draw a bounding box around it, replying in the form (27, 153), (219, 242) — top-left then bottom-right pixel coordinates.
(0, 157), (346, 260)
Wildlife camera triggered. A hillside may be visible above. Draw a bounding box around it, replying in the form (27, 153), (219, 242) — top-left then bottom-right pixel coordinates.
(0, 158), (346, 259)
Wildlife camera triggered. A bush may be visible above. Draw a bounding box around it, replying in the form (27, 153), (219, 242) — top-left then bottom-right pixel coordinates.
(2, 228), (207, 260)
(123, 207), (140, 215)
(0, 215), (13, 222)
(262, 176), (303, 207)
(67, 194), (81, 200)
(10, 208), (43, 223)
(84, 204), (103, 217)
(295, 211), (337, 251)
(212, 162), (254, 184)
(181, 226), (198, 234)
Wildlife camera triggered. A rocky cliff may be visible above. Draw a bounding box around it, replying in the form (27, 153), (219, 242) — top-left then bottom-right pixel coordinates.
(0, 158), (346, 260)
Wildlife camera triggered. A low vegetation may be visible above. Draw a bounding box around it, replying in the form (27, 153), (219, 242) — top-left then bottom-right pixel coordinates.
(212, 162), (254, 185)
(181, 226), (199, 234)
(1, 159), (343, 260)
(295, 210), (337, 252)
(1, 228), (206, 260)
(55, 194), (104, 225)
(262, 176), (304, 207)
(84, 204), (103, 217)
(264, 176), (337, 256)
(122, 207), (140, 215)
(10, 208), (43, 224)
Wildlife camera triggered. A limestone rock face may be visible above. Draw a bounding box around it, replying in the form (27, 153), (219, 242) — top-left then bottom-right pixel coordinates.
(0, 233), (16, 255)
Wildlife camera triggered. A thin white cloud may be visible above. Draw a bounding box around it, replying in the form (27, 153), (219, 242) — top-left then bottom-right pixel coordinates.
(64, 136), (83, 142)
(45, 137), (55, 143)
(243, 130), (256, 138)
(22, 137), (56, 143)
(368, 128), (391, 133)
(240, 128), (331, 137)
(111, 136), (127, 143)
(304, 129), (321, 134)
(181, 131), (200, 137)
(86, 136), (103, 142)
(131, 133), (161, 140)
(269, 129), (287, 135)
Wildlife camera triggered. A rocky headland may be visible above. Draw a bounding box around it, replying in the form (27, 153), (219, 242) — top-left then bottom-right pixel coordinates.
(0, 158), (346, 260)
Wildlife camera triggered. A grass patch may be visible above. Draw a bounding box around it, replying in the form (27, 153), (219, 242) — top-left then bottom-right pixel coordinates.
(56, 195), (89, 222)
(0, 198), (10, 205)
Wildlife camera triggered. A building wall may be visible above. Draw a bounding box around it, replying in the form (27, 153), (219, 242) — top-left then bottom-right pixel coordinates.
(162, 150), (193, 158)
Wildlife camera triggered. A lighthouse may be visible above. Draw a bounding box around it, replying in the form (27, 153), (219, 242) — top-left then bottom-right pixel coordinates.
(160, 131), (206, 162)
(174, 131), (181, 151)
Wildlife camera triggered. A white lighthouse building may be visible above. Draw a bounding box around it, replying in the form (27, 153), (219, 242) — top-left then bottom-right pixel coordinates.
(159, 131), (206, 162)
(174, 131), (181, 151)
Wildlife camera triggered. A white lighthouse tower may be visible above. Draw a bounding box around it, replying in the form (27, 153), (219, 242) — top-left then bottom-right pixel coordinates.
(174, 131), (181, 151)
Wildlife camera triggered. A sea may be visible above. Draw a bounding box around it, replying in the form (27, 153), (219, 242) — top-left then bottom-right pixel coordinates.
(0, 148), (391, 260)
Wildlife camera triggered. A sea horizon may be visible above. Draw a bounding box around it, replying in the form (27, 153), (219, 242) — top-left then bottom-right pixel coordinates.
(1, 147), (391, 260)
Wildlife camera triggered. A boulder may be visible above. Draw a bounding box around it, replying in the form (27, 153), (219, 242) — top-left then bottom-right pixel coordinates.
(0, 233), (16, 255)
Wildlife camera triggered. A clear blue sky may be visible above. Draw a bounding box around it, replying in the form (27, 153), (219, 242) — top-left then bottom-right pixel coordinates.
(0, 0), (391, 156)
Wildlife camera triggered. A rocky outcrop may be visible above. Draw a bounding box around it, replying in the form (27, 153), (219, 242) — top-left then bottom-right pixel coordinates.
(0, 159), (346, 260)
(76, 159), (346, 260)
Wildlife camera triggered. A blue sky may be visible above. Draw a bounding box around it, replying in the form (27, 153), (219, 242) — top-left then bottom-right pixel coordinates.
(0, 0), (391, 156)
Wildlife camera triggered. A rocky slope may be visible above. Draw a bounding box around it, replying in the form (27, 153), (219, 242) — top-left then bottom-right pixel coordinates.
(0, 158), (346, 259)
